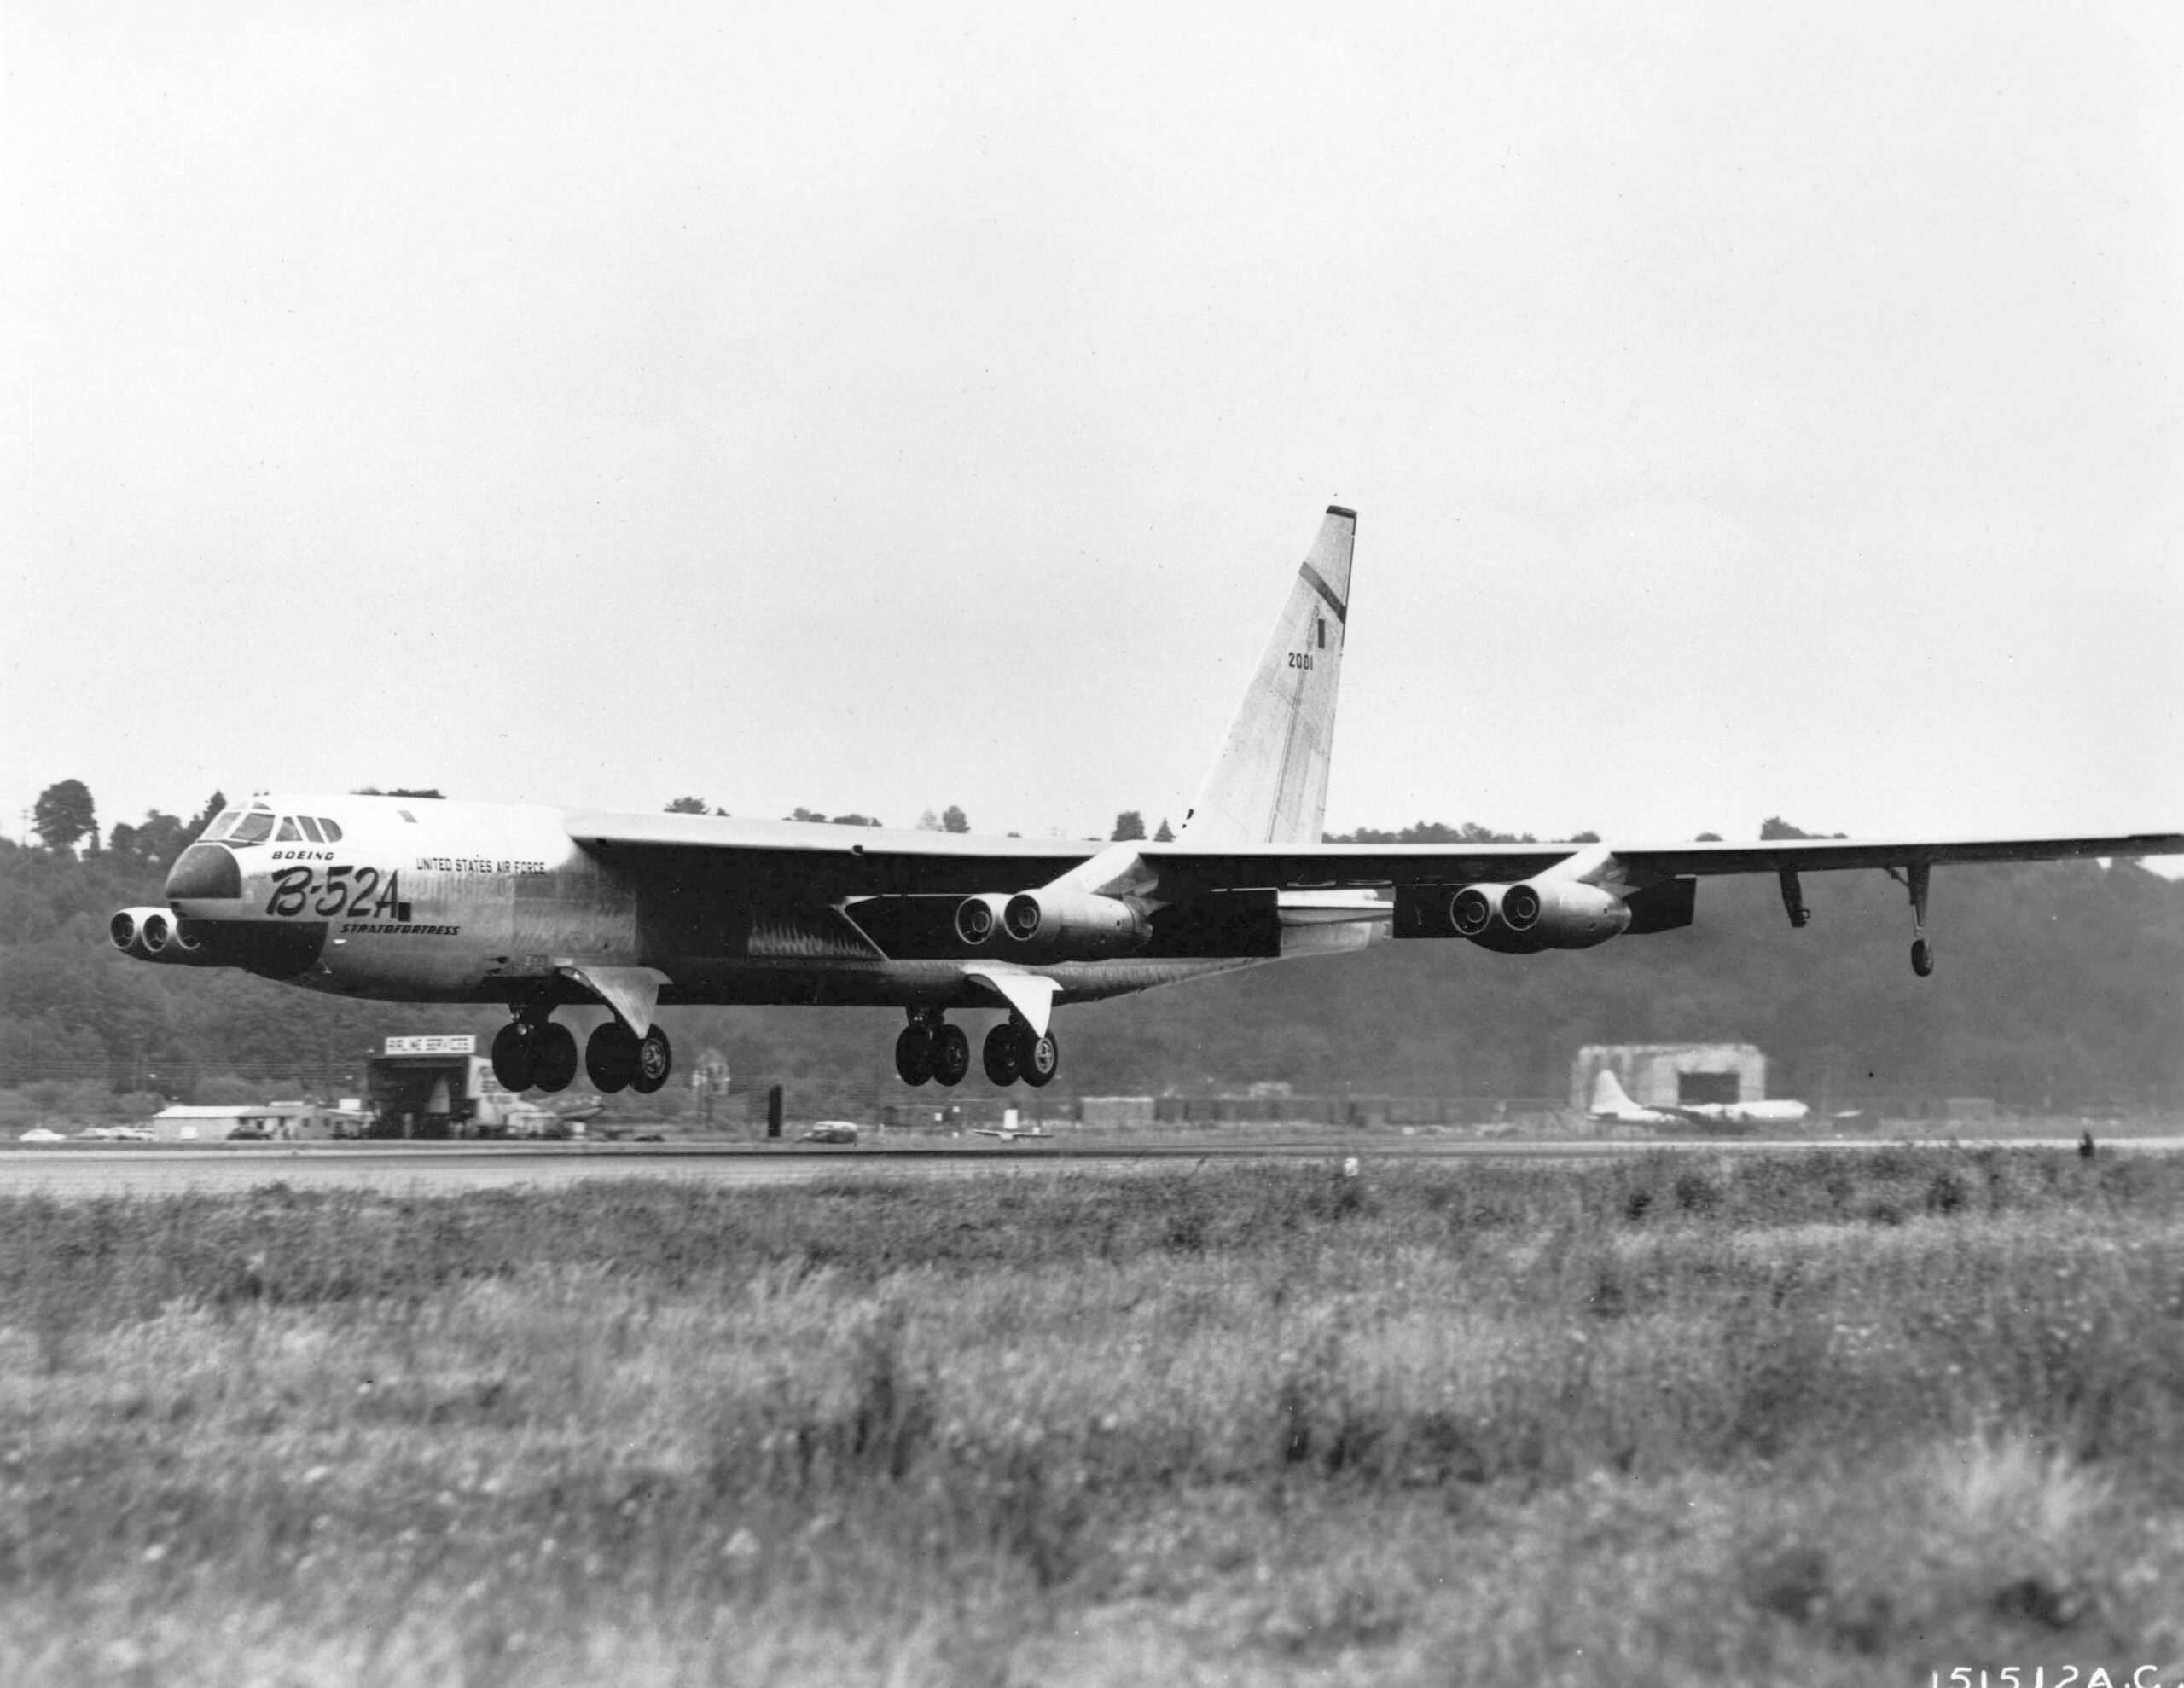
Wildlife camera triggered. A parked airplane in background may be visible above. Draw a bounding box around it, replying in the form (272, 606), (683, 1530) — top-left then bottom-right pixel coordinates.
(111, 504), (2184, 1098)
(1588, 1069), (1811, 1130)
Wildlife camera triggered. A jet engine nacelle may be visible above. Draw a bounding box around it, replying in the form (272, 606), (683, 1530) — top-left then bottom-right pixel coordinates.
(954, 893), (1011, 946)
(1450, 879), (1631, 954)
(1001, 889), (1152, 958)
(110, 906), (204, 963)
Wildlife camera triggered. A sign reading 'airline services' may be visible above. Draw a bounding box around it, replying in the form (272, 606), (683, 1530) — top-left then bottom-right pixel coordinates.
(383, 1035), (478, 1056)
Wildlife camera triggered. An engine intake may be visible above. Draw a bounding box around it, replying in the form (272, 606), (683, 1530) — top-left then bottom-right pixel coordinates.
(1451, 879), (1632, 953)
(1449, 885), (1503, 937)
(142, 911), (202, 957)
(1001, 889), (1151, 959)
(111, 906), (204, 963)
(954, 893), (1010, 946)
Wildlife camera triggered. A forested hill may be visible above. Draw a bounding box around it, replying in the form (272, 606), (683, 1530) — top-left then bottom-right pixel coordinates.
(1051, 854), (2184, 1105)
(2, 832), (2178, 1111)
(0, 838), (499, 1105)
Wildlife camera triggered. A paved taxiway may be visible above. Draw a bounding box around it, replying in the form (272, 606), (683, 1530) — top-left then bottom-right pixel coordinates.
(1, 1134), (2176, 1198)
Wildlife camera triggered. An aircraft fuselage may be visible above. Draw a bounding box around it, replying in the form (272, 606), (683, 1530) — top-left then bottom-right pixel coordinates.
(150, 795), (1326, 1014)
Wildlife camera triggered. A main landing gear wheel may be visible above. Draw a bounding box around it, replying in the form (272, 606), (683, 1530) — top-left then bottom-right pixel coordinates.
(586, 1022), (640, 1093)
(982, 1024), (1020, 1086)
(1911, 937), (1936, 977)
(1017, 1026), (1059, 1088)
(930, 1023), (971, 1088)
(491, 1021), (537, 1092)
(630, 1026), (673, 1095)
(531, 1022), (579, 1093)
(895, 1024), (933, 1087)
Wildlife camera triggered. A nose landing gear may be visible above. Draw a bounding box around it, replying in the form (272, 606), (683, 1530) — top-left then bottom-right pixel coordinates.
(1016, 1024), (1059, 1088)
(496, 1008), (671, 1094)
(897, 1011), (972, 1087)
(982, 1022), (1020, 1086)
(491, 1017), (541, 1092)
(493, 1016), (580, 1093)
(531, 1023), (579, 1092)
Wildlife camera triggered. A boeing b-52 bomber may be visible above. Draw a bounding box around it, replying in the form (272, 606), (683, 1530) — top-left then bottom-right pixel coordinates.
(113, 506), (2183, 1097)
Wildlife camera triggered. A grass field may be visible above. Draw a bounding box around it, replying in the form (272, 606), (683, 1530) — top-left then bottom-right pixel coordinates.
(3, 1150), (2184, 1685)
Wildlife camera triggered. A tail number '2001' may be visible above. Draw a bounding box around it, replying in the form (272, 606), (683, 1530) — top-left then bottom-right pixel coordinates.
(1287, 652), (1314, 670)
(266, 866), (404, 919)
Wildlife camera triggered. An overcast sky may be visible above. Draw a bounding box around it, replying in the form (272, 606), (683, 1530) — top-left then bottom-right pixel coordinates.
(5, 3), (2180, 854)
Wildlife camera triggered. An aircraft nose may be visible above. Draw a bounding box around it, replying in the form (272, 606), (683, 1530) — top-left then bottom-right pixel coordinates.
(165, 844), (241, 901)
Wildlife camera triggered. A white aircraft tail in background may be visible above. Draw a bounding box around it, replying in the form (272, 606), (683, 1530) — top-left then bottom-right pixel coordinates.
(1589, 1068), (1811, 1129)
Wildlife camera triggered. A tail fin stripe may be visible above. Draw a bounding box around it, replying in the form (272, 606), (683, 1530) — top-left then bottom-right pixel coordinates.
(1299, 562), (1348, 624)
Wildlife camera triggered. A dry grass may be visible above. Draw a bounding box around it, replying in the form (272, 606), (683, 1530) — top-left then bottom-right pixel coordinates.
(3, 1150), (2184, 1684)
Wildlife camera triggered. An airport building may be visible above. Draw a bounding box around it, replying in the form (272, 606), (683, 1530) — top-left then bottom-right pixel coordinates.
(364, 1034), (559, 1136)
(1571, 1043), (1770, 1111)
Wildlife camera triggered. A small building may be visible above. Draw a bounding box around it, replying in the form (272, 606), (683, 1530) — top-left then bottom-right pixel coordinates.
(1572, 1043), (1770, 1111)
(149, 1103), (327, 1142)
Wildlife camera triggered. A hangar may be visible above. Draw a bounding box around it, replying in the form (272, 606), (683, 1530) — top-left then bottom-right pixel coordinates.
(1571, 1043), (1771, 1111)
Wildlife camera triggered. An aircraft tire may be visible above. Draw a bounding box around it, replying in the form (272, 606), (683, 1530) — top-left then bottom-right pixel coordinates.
(585, 1022), (640, 1093)
(894, 1024), (932, 1086)
(1017, 1027), (1059, 1088)
(981, 1023), (1020, 1086)
(630, 1027), (673, 1094)
(931, 1023), (971, 1088)
(491, 1022), (537, 1092)
(531, 1023), (579, 1093)
(1912, 937), (1936, 977)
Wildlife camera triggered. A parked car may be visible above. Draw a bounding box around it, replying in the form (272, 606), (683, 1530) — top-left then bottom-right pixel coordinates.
(18, 1128), (65, 1143)
(800, 1122), (859, 1144)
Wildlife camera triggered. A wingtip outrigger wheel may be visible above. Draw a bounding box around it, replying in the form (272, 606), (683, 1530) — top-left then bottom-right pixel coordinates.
(1777, 870), (1810, 930)
(1891, 860), (1936, 976)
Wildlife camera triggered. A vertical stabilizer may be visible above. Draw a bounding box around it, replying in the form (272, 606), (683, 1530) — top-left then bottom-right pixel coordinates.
(1181, 505), (1356, 845)
(1590, 1069), (1640, 1117)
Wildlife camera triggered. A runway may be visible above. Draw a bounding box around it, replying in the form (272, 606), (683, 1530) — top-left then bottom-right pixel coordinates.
(1, 1133), (2176, 1198)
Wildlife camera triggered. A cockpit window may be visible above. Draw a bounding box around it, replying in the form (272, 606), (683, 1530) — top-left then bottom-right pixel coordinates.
(203, 809), (240, 839)
(276, 818), (300, 842)
(227, 812), (274, 845)
(298, 816), (323, 843)
(318, 818), (344, 842)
